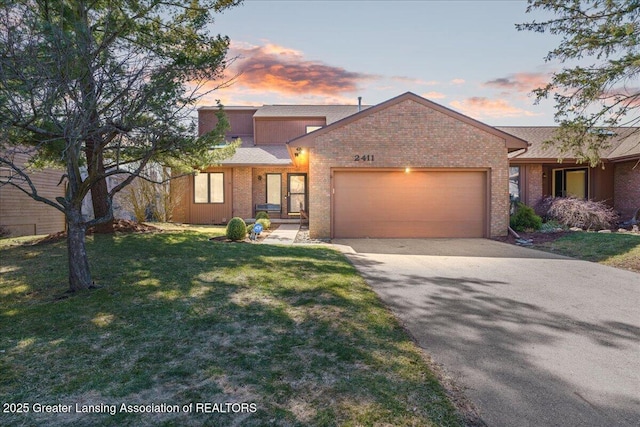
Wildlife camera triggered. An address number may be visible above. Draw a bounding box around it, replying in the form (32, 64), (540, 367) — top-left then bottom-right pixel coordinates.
(354, 154), (374, 162)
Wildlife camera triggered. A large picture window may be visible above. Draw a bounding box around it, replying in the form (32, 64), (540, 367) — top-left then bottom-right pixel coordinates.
(553, 168), (588, 199)
(194, 172), (224, 203)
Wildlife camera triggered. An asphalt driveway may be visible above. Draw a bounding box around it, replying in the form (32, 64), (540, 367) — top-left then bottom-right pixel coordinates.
(333, 238), (640, 427)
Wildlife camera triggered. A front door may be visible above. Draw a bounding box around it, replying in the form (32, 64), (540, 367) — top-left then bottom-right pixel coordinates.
(287, 173), (307, 214)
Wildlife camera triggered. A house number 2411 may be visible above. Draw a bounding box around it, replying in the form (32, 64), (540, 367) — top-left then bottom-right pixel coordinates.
(354, 154), (374, 162)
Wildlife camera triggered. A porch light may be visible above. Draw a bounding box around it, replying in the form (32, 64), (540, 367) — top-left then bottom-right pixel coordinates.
(295, 147), (306, 157)
(405, 167), (411, 174)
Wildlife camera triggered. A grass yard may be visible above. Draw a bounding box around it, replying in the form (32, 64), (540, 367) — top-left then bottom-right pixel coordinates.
(0, 229), (463, 426)
(535, 232), (640, 273)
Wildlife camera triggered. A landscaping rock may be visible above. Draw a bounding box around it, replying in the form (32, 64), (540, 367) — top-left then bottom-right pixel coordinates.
(598, 229), (612, 233)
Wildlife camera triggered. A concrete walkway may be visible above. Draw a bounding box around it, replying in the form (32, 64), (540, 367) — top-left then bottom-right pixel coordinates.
(262, 223), (299, 245)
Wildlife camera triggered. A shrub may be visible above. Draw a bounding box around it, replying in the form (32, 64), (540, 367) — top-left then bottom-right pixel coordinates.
(226, 217), (247, 241)
(256, 218), (271, 230)
(538, 197), (617, 230)
(510, 203), (542, 232)
(255, 211), (270, 220)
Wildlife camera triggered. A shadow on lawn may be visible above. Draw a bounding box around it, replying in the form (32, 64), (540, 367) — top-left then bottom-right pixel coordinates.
(0, 233), (463, 426)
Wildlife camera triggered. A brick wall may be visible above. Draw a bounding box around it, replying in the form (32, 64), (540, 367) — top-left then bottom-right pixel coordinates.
(232, 167), (252, 219)
(525, 164), (543, 209)
(614, 160), (640, 218)
(307, 98), (510, 238)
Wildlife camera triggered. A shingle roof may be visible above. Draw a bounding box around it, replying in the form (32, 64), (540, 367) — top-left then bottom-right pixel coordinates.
(253, 105), (369, 124)
(497, 126), (640, 161)
(219, 137), (292, 166)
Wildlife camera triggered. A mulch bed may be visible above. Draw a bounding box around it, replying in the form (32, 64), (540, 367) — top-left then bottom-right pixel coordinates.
(209, 224), (278, 244)
(492, 230), (571, 246)
(37, 220), (160, 244)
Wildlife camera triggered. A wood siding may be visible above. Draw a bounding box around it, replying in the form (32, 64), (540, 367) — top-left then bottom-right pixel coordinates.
(171, 168), (233, 224)
(199, 109), (256, 137)
(0, 151), (65, 236)
(255, 118), (325, 144)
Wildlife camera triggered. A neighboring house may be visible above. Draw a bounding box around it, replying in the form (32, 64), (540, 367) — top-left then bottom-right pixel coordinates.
(499, 127), (640, 219)
(172, 92), (530, 238)
(0, 150), (66, 236)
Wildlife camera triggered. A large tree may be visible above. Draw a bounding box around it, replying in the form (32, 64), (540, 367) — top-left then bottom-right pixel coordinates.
(0, 0), (241, 291)
(517, 0), (640, 166)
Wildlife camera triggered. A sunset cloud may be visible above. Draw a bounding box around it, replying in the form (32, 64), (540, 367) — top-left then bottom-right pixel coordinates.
(449, 97), (540, 119)
(422, 91), (447, 100)
(392, 76), (439, 86)
(484, 72), (550, 94)
(450, 78), (465, 85)
(227, 43), (375, 97)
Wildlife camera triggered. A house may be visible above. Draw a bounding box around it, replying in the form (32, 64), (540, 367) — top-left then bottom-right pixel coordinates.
(0, 150), (66, 237)
(172, 92), (529, 238)
(498, 127), (640, 219)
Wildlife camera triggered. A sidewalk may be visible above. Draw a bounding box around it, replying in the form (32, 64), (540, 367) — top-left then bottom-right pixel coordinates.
(262, 223), (299, 245)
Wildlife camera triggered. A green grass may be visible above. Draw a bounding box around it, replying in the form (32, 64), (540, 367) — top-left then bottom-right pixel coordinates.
(536, 232), (640, 273)
(0, 230), (462, 426)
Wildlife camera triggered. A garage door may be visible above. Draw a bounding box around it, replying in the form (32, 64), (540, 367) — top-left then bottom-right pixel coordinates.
(333, 170), (486, 238)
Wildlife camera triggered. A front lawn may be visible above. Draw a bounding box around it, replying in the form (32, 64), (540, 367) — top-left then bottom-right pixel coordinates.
(0, 230), (463, 426)
(535, 232), (640, 273)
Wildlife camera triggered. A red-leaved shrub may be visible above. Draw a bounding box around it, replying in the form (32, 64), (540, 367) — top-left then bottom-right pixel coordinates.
(536, 197), (618, 230)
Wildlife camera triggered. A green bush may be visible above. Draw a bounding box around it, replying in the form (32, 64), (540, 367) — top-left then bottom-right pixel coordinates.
(226, 217), (247, 241)
(255, 211), (270, 220)
(256, 218), (271, 230)
(510, 203), (542, 232)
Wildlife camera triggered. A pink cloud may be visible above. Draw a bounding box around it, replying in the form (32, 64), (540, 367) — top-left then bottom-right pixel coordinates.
(422, 91), (447, 100)
(449, 97), (541, 119)
(450, 78), (465, 85)
(226, 43), (376, 97)
(484, 72), (550, 94)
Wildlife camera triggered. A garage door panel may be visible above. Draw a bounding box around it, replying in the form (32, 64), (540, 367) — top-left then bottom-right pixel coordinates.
(333, 170), (486, 238)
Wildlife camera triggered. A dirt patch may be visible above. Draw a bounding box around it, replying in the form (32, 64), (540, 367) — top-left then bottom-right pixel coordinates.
(493, 230), (571, 246)
(37, 220), (160, 244)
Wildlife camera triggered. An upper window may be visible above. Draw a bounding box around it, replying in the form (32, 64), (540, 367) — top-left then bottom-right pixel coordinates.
(306, 125), (322, 134)
(194, 172), (224, 203)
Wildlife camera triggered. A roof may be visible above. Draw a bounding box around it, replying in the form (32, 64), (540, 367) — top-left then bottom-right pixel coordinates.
(498, 126), (640, 162)
(253, 105), (369, 125)
(289, 92), (529, 151)
(219, 137), (292, 166)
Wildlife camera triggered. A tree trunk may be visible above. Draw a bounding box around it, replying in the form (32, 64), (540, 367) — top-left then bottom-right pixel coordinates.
(86, 145), (114, 233)
(66, 208), (92, 292)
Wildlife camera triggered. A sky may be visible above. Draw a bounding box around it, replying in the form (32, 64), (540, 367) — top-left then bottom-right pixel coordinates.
(200, 0), (565, 126)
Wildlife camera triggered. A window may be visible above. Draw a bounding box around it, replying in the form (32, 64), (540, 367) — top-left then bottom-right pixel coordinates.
(509, 166), (521, 202)
(194, 172), (224, 203)
(306, 125), (322, 134)
(266, 173), (281, 205)
(553, 168), (588, 199)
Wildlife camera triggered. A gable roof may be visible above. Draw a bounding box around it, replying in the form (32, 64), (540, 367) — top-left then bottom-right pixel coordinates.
(288, 92), (529, 151)
(498, 126), (640, 162)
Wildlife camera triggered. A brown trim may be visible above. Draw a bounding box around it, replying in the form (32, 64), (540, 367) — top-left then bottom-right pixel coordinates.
(289, 92), (529, 150)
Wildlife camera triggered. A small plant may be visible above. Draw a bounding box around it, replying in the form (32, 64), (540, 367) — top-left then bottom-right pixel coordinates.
(256, 218), (271, 230)
(510, 203), (542, 232)
(540, 220), (565, 233)
(537, 197), (618, 230)
(255, 211), (270, 220)
(226, 217), (247, 241)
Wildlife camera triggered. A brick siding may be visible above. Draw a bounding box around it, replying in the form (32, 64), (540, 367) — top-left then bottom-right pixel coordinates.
(614, 160), (640, 218)
(307, 99), (510, 238)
